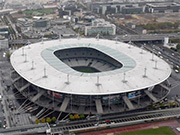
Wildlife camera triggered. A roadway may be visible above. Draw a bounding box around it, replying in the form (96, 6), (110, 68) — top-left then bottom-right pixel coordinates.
(142, 43), (180, 67)
(0, 49), (33, 129)
(50, 107), (180, 134)
(6, 16), (18, 35)
(135, 42), (180, 100)
(0, 74), (7, 129)
(117, 33), (180, 42)
(8, 33), (180, 45)
(9, 38), (41, 45)
(0, 50), (11, 129)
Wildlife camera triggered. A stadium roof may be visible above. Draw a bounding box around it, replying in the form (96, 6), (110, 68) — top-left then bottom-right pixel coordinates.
(41, 42), (136, 76)
(10, 38), (171, 95)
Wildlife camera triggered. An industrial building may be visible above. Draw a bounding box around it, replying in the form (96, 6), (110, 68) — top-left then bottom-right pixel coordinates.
(85, 19), (116, 36)
(145, 2), (180, 13)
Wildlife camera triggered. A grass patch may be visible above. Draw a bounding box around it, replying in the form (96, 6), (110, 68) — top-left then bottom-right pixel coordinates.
(118, 127), (176, 135)
(23, 8), (54, 15)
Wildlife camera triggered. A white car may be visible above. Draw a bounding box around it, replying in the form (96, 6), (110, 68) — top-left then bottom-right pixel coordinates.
(175, 69), (179, 73)
(176, 127), (180, 132)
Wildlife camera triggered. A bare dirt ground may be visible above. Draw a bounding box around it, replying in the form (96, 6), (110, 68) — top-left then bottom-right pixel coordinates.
(116, 13), (180, 25)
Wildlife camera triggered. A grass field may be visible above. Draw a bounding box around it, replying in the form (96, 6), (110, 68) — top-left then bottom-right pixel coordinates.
(73, 66), (99, 73)
(119, 127), (176, 135)
(23, 8), (54, 15)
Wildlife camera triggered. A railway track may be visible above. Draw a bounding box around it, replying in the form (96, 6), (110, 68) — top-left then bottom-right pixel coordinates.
(51, 107), (180, 134)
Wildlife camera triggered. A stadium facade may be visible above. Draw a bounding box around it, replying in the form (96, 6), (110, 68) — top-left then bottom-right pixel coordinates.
(11, 38), (172, 115)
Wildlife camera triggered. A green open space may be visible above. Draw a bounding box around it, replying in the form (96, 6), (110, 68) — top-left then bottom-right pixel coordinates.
(118, 127), (176, 135)
(139, 22), (180, 34)
(141, 22), (179, 30)
(23, 8), (54, 15)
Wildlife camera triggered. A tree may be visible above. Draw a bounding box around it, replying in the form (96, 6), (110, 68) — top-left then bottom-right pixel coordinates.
(46, 117), (51, 123)
(176, 44), (180, 51)
(74, 114), (80, 119)
(170, 38), (180, 43)
(80, 114), (85, 119)
(41, 118), (46, 123)
(35, 119), (40, 124)
(51, 117), (57, 123)
(69, 114), (75, 120)
(160, 103), (165, 109)
(168, 102), (173, 107)
(6, 52), (11, 61)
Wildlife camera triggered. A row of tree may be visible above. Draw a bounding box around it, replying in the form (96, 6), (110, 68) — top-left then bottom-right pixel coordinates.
(69, 114), (85, 120)
(35, 114), (86, 124)
(35, 116), (57, 124)
(141, 22), (179, 30)
(151, 101), (179, 110)
(170, 38), (180, 44)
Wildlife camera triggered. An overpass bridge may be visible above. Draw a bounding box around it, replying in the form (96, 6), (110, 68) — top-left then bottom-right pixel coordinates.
(117, 33), (180, 42)
(0, 9), (13, 15)
(8, 33), (180, 45)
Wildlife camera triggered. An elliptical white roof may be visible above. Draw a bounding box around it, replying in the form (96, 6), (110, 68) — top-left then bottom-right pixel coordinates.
(10, 38), (171, 95)
(41, 42), (136, 76)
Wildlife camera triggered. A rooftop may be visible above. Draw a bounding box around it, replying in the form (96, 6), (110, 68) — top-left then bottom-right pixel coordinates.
(10, 38), (171, 95)
(147, 2), (180, 7)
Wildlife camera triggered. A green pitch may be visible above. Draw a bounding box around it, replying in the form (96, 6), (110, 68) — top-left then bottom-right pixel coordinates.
(119, 127), (176, 135)
(73, 66), (100, 73)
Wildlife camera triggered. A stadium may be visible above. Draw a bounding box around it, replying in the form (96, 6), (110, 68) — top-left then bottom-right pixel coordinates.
(10, 38), (172, 115)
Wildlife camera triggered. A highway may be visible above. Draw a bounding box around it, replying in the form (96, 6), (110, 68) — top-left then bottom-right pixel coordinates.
(133, 41), (180, 101)
(6, 16), (18, 35)
(117, 33), (180, 42)
(143, 44), (180, 68)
